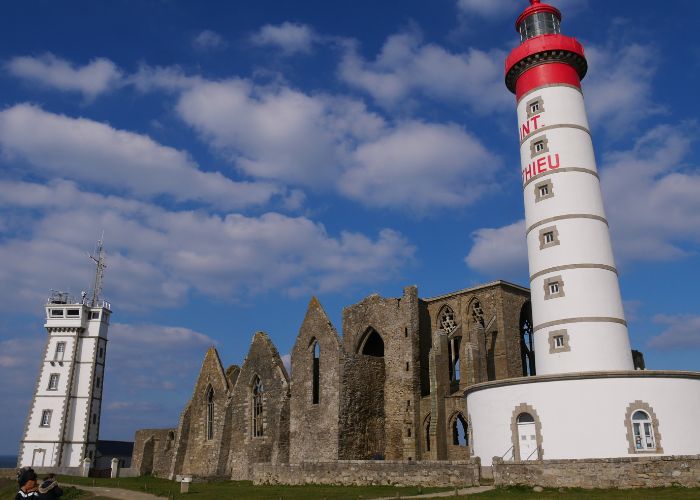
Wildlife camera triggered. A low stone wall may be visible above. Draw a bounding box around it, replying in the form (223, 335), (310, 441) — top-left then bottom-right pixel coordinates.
(252, 460), (481, 487)
(492, 455), (700, 489)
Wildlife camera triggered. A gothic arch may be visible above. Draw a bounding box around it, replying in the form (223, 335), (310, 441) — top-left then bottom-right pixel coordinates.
(437, 304), (458, 334)
(448, 411), (469, 448)
(519, 301), (536, 376)
(358, 326), (384, 357)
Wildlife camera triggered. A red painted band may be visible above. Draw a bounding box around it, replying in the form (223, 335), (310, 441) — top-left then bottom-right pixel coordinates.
(505, 34), (585, 76)
(515, 63), (581, 101)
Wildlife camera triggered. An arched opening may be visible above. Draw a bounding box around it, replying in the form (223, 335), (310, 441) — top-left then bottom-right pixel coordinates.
(312, 340), (320, 405)
(439, 305), (457, 333)
(252, 376), (264, 437)
(361, 328), (384, 357)
(516, 412), (538, 460)
(206, 386), (214, 440)
(448, 336), (462, 383)
(452, 413), (469, 447)
(631, 410), (656, 451)
(519, 302), (536, 376)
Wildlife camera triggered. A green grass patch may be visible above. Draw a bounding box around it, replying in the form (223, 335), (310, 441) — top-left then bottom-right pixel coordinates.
(58, 474), (450, 499)
(468, 485), (700, 499)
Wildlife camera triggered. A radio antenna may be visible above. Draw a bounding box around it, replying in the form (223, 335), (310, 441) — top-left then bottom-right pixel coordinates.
(88, 233), (107, 307)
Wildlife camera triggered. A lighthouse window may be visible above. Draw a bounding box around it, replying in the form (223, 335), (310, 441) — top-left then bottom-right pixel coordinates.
(535, 180), (554, 202)
(526, 97), (545, 118)
(90, 311), (100, 320)
(530, 135), (549, 158)
(50, 309), (64, 318)
(548, 330), (570, 353)
(54, 342), (66, 362)
(625, 402), (662, 454)
(539, 226), (560, 249)
(40, 410), (52, 427)
(66, 309), (80, 317)
(48, 373), (60, 391)
(544, 276), (565, 300)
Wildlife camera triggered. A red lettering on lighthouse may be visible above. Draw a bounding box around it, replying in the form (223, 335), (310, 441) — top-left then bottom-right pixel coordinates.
(548, 153), (560, 169)
(519, 114), (543, 141)
(522, 153), (560, 186)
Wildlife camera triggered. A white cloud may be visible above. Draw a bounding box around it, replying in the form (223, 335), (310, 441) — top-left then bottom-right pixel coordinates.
(583, 42), (660, 133)
(464, 124), (700, 276)
(192, 30), (227, 50)
(6, 53), (122, 99)
(464, 220), (527, 277)
(338, 30), (509, 112)
(648, 314), (700, 350)
(0, 180), (415, 312)
(340, 121), (501, 211)
(176, 78), (384, 186)
(251, 22), (315, 55)
(0, 103), (281, 210)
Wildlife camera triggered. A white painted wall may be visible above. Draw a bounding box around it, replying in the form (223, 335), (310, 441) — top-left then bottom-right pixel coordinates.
(468, 375), (700, 466)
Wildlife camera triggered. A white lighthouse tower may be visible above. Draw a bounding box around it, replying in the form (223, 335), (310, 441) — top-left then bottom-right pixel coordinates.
(466, 0), (700, 466)
(19, 238), (112, 469)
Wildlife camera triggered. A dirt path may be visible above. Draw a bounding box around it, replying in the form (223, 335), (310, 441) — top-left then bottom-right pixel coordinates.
(64, 483), (163, 499)
(374, 485), (495, 499)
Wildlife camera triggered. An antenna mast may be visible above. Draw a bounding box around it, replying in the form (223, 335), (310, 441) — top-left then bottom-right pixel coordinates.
(88, 234), (107, 307)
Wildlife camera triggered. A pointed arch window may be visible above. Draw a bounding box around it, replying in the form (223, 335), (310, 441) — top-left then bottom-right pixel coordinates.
(452, 413), (469, 447)
(361, 328), (384, 357)
(439, 305), (457, 333)
(448, 336), (461, 383)
(252, 376), (264, 437)
(519, 302), (536, 376)
(424, 414), (431, 452)
(206, 386), (214, 440)
(312, 340), (320, 405)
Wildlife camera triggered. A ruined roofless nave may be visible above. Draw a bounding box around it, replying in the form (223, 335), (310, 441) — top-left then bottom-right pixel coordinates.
(131, 281), (537, 479)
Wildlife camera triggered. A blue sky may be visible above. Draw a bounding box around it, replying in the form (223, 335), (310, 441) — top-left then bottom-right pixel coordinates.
(1, 0), (699, 454)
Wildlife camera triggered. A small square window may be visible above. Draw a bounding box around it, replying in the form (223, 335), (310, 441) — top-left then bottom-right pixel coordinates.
(534, 180), (554, 203)
(530, 135), (549, 158)
(535, 141), (544, 152)
(539, 226), (560, 249)
(544, 276), (565, 300)
(539, 185), (549, 196)
(548, 329), (570, 353)
(554, 335), (564, 347)
(526, 96), (545, 118)
(549, 282), (559, 294)
(543, 231), (555, 244)
(531, 102), (539, 114)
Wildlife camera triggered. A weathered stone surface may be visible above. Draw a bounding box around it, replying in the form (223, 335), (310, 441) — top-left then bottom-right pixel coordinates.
(251, 459), (481, 487)
(131, 428), (175, 477)
(492, 456), (700, 489)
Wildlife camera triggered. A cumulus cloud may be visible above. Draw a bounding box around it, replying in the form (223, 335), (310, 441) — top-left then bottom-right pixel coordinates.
(464, 220), (527, 277)
(0, 103), (281, 210)
(340, 121), (501, 211)
(648, 314), (700, 350)
(338, 30), (509, 112)
(0, 180), (415, 312)
(250, 22), (316, 55)
(6, 53), (122, 99)
(464, 124), (700, 276)
(192, 30), (227, 50)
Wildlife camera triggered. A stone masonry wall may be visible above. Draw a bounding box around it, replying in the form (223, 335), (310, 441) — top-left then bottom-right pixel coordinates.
(251, 459), (481, 487)
(492, 456), (700, 488)
(289, 297), (342, 462)
(131, 428), (176, 477)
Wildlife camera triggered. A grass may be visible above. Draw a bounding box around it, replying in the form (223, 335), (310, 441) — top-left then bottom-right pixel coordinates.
(45, 476), (700, 500)
(467, 485), (700, 499)
(57, 474), (450, 499)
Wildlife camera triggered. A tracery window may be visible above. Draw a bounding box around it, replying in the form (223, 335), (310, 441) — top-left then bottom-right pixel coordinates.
(252, 376), (264, 437)
(439, 306), (457, 333)
(452, 413), (469, 447)
(519, 302), (536, 376)
(206, 386), (214, 440)
(471, 301), (485, 327)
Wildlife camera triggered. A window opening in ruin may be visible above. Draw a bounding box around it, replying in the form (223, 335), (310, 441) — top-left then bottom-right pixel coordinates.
(206, 386), (214, 440)
(407, 428), (412, 437)
(632, 410), (656, 450)
(519, 302), (536, 376)
(405, 327), (408, 337)
(439, 306), (457, 333)
(361, 328), (384, 357)
(48, 373), (59, 391)
(54, 342), (66, 362)
(452, 414), (469, 447)
(448, 336), (461, 383)
(471, 301), (485, 327)
(252, 376), (264, 437)
(40, 410), (52, 427)
(425, 416), (431, 452)
(312, 340), (320, 405)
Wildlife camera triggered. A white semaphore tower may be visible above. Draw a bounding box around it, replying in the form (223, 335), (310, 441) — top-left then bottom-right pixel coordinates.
(19, 238), (112, 469)
(465, 0), (700, 466)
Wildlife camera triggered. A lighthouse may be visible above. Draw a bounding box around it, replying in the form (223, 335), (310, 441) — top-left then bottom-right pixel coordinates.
(465, 0), (700, 467)
(506, 0), (633, 375)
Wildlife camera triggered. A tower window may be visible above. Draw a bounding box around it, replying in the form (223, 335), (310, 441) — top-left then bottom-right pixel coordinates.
(625, 401), (663, 454)
(206, 386), (214, 440)
(544, 276), (565, 300)
(534, 180), (554, 202)
(66, 309), (80, 317)
(50, 309), (64, 318)
(40, 410), (52, 427)
(530, 135), (550, 158)
(538, 226), (560, 249)
(548, 329), (571, 353)
(54, 342), (66, 362)
(525, 97), (545, 118)
(48, 374), (59, 391)
(90, 311), (100, 320)
(95, 376), (101, 388)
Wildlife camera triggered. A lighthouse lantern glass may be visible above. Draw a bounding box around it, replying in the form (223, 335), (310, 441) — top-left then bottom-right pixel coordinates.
(519, 12), (561, 42)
